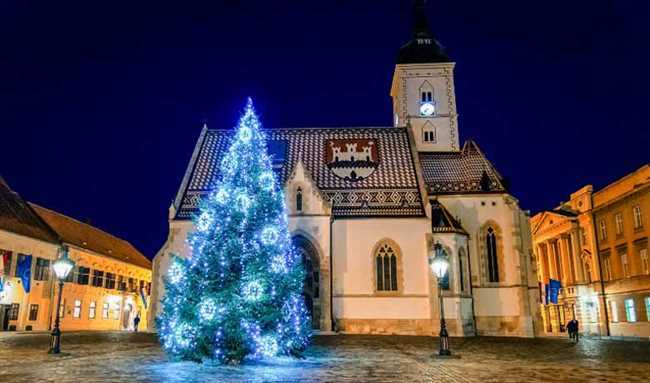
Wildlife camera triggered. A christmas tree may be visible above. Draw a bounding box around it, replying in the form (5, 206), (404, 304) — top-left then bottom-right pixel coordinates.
(157, 98), (311, 363)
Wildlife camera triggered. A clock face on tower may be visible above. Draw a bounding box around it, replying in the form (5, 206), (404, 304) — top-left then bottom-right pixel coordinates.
(419, 102), (435, 117)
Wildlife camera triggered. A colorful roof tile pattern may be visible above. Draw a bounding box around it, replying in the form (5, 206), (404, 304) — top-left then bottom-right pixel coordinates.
(174, 127), (426, 219)
(419, 140), (506, 195)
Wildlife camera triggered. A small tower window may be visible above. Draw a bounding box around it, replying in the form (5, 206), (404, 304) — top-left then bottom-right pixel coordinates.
(296, 187), (303, 212)
(421, 91), (433, 103)
(423, 122), (436, 143)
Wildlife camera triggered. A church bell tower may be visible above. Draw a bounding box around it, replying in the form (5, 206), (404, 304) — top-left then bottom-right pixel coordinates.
(391, 0), (459, 152)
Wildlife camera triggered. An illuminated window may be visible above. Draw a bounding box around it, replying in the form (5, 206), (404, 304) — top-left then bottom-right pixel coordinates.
(9, 303), (19, 320)
(633, 205), (643, 229)
(28, 304), (38, 321)
(645, 297), (650, 321)
(113, 303), (121, 320)
(102, 303), (109, 319)
(610, 301), (618, 322)
(0, 250), (12, 276)
(89, 301), (96, 319)
(625, 299), (636, 322)
(603, 253), (612, 281)
(615, 213), (624, 236)
(599, 220), (607, 241)
(73, 300), (82, 318)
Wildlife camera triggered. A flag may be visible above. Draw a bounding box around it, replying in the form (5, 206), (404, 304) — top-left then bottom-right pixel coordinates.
(140, 287), (148, 309)
(548, 279), (561, 304)
(17, 254), (32, 293)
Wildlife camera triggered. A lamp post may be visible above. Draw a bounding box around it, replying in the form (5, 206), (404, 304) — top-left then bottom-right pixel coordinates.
(430, 242), (451, 357)
(49, 246), (74, 354)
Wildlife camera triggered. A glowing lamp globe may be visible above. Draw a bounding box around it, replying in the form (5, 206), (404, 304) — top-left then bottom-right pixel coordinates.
(430, 243), (449, 279)
(53, 247), (75, 281)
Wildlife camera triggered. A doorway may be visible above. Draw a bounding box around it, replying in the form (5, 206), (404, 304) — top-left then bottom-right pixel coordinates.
(293, 235), (321, 330)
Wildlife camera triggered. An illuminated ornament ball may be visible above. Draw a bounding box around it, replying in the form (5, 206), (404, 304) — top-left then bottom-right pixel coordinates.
(198, 298), (219, 321)
(196, 212), (213, 232)
(260, 226), (279, 245)
(215, 188), (229, 205)
(168, 261), (184, 285)
(174, 322), (196, 349)
(258, 171), (275, 192)
(235, 191), (252, 212)
(242, 280), (264, 302)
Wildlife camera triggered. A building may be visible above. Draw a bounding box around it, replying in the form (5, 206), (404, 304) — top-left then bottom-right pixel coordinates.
(150, 1), (541, 337)
(530, 164), (650, 338)
(0, 177), (152, 332)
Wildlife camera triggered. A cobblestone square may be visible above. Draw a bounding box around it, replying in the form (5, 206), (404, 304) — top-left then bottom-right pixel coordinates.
(0, 332), (648, 383)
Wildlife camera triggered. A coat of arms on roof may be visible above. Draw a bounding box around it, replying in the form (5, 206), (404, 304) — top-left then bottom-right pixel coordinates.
(325, 139), (380, 182)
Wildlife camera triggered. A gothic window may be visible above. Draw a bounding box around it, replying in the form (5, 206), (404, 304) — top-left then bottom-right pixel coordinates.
(486, 227), (499, 282)
(374, 241), (401, 292)
(296, 187), (303, 212)
(421, 90), (433, 103)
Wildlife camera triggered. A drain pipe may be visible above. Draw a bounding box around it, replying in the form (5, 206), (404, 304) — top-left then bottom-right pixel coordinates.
(329, 215), (335, 332)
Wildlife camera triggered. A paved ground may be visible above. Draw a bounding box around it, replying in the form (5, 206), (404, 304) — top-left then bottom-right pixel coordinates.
(0, 332), (648, 382)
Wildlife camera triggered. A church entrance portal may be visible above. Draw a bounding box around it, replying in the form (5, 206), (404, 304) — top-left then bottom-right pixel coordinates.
(292, 235), (321, 330)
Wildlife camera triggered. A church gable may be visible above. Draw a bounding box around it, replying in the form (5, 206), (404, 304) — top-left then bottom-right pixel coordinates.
(419, 139), (507, 194)
(174, 127), (425, 219)
(285, 159), (331, 216)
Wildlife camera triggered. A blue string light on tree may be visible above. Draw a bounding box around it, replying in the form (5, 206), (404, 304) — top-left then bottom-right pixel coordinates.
(157, 98), (311, 364)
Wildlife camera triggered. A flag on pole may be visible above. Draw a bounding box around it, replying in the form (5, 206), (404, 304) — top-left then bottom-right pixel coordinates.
(17, 254), (32, 293)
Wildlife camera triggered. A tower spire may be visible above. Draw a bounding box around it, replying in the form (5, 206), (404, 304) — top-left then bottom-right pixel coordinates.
(397, 0), (449, 64)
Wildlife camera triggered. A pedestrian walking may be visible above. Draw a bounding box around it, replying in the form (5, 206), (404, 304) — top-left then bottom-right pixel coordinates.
(133, 314), (141, 332)
(566, 318), (579, 342)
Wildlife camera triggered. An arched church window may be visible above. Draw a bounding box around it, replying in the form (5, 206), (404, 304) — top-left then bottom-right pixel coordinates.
(296, 187), (303, 212)
(423, 122), (436, 143)
(421, 91), (433, 103)
(375, 243), (398, 292)
(486, 227), (499, 282)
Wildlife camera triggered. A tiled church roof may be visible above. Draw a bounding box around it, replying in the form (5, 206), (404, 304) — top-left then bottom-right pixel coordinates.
(174, 127), (426, 219)
(0, 177), (59, 244)
(419, 140), (506, 195)
(430, 199), (467, 235)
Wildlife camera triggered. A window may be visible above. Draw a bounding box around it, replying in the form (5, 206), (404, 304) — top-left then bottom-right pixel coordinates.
(34, 258), (50, 281)
(147, 282), (152, 295)
(625, 299), (637, 322)
(89, 301), (96, 319)
(621, 253), (630, 277)
(615, 213), (624, 236)
(296, 187), (303, 212)
(641, 249), (649, 275)
(610, 301), (619, 322)
(73, 300), (82, 318)
(28, 304), (38, 321)
(77, 267), (90, 285)
(117, 275), (126, 291)
(1, 250), (12, 276)
(128, 277), (136, 292)
(92, 270), (104, 287)
(113, 303), (121, 320)
(633, 205), (643, 229)
(139, 280), (145, 292)
(486, 227), (499, 282)
(421, 90), (433, 103)
(105, 273), (116, 289)
(645, 297), (650, 321)
(423, 123), (436, 143)
(603, 253), (612, 281)
(599, 220), (607, 241)
(375, 242), (398, 292)
(9, 303), (19, 320)
(102, 303), (109, 319)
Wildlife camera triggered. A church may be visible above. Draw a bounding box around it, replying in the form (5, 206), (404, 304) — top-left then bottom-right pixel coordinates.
(150, 1), (541, 337)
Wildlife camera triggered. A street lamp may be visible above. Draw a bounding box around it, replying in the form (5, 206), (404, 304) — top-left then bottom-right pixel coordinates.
(49, 245), (74, 354)
(430, 242), (451, 357)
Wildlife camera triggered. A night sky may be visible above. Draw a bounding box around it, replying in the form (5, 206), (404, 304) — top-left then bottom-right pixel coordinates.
(1, 1), (648, 258)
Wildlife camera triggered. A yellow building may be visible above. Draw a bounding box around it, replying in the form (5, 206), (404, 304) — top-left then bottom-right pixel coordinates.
(530, 164), (650, 338)
(0, 177), (152, 332)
